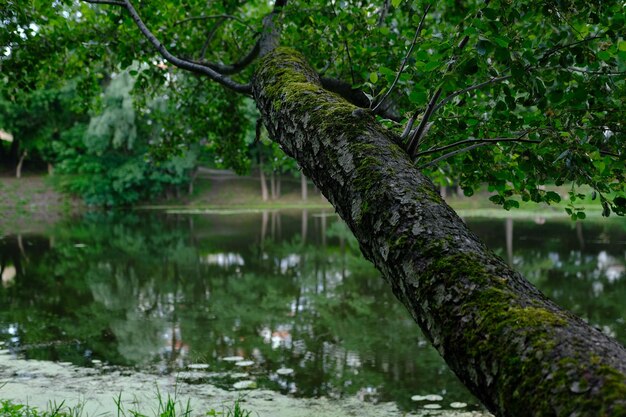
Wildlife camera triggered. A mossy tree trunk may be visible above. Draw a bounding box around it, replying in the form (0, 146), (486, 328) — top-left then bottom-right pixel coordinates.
(253, 48), (626, 417)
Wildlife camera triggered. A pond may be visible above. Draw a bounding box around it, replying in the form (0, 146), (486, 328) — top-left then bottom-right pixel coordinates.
(0, 210), (625, 413)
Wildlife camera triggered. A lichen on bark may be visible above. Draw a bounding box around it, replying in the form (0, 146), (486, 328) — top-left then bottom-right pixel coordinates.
(252, 47), (626, 417)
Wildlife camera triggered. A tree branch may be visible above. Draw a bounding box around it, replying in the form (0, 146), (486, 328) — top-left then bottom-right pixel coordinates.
(537, 35), (602, 64)
(372, 3), (431, 113)
(433, 74), (512, 113)
(199, 17), (227, 60)
(416, 134), (540, 159)
(85, 0), (252, 94)
(83, 0), (125, 5)
(258, 0), (288, 57)
(417, 133), (540, 169)
(173, 14), (253, 32)
(192, 42), (260, 75)
(405, 34), (471, 157)
(320, 77), (400, 121)
(418, 142), (488, 169)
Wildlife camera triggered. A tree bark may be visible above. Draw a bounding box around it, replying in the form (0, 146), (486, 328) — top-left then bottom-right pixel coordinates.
(253, 48), (626, 417)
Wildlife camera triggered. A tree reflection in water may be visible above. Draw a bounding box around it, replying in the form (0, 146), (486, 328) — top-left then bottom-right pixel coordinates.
(0, 211), (625, 411)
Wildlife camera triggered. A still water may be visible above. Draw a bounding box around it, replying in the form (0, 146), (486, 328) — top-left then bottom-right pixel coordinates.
(0, 210), (625, 411)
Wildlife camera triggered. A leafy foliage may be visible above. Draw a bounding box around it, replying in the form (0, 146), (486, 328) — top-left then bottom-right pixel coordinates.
(1, 0), (624, 213)
(52, 69), (198, 206)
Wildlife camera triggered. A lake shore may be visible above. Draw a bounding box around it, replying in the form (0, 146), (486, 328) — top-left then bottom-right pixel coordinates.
(0, 349), (492, 417)
(1, 173), (587, 236)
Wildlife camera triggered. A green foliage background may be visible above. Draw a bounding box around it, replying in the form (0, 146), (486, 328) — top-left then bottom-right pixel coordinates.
(1, 0), (624, 211)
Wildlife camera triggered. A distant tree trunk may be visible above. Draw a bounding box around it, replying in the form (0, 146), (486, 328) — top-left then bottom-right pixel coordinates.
(270, 170), (277, 199)
(301, 173), (308, 200)
(253, 48), (626, 417)
(276, 173), (281, 198)
(16, 150), (27, 178)
(47, 163), (54, 176)
(259, 156), (269, 201)
(188, 167), (198, 195)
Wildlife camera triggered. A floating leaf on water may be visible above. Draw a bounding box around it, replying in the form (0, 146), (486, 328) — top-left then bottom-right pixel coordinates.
(92, 359), (102, 365)
(233, 380), (257, 390)
(187, 363), (210, 370)
(74, 244), (87, 248)
(222, 356), (244, 362)
(230, 372), (249, 379)
(450, 402), (467, 408)
(235, 360), (255, 367)
(423, 404), (442, 409)
(176, 371), (207, 382)
(276, 367), (294, 376)
(411, 394), (443, 402)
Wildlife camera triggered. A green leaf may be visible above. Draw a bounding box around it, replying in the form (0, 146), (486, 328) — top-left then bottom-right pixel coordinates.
(545, 191), (561, 204)
(391, 0), (401, 8)
(369, 72), (378, 83)
(422, 61), (440, 72)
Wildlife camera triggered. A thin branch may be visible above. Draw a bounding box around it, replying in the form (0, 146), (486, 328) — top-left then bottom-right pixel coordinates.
(419, 142), (487, 169)
(329, 1), (356, 85)
(83, 0), (125, 5)
(372, 3), (431, 113)
(192, 42), (260, 75)
(90, 0), (252, 94)
(320, 77), (401, 121)
(200, 17), (227, 60)
(417, 134), (540, 169)
(404, 0), (494, 154)
(173, 14), (253, 32)
(343, 39), (356, 85)
(377, 0), (391, 26)
(567, 67), (626, 76)
(415, 135), (540, 159)
(405, 34), (471, 157)
(433, 74), (512, 112)
(537, 35), (602, 65)
(599, 150), (620, 158)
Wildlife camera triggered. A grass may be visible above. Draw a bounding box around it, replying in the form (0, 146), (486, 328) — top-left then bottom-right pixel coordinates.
(0, 394), (254, 417)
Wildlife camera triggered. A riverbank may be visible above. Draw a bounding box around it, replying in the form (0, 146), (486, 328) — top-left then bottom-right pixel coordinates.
(0, 174), (606, 235)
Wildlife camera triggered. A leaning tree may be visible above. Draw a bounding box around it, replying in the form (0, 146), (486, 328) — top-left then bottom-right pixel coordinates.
(2, 0), (625, 415)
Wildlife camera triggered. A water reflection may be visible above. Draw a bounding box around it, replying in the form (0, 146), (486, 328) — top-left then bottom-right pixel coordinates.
(0, 212), (625, 411)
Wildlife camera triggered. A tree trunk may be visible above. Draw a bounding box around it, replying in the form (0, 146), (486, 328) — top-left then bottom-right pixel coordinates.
(253, 48), (626, 417)
(16, 150), (27, 178)
(276, 173), (281, 198)
(188, 167), (198, 195)
(301, 173), (308, 200)
(270, 170), (277, 199)
(259, 157), (269, 201)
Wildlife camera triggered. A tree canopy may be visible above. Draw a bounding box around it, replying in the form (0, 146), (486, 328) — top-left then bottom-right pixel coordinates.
(1, 0), (624, 212)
